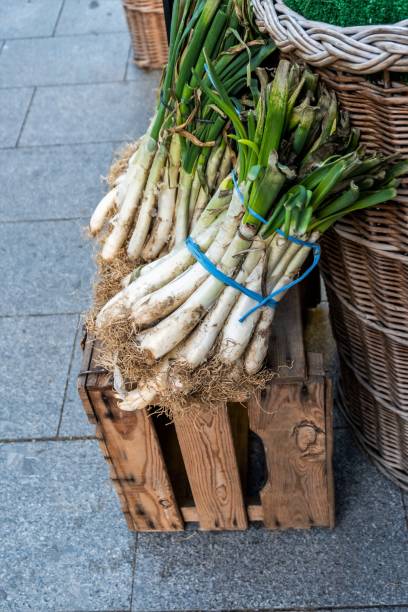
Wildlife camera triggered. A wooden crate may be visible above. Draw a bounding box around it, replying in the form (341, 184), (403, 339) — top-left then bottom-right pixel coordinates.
(78, 287), (334, 531)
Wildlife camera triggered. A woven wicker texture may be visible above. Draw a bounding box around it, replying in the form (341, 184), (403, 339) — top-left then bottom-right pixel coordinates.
(251, 0), (408, 487)
(337, 358), (408, 489)
(315, 69), (408, 252)
(320, 226), (408, 335)
(323, 278), (408, 412)
(252, 0), (408, 74)
(122, 0), (168, 69)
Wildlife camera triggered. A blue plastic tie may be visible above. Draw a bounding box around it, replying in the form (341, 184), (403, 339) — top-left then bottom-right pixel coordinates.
(231, 171), (268, 224)
(231, 170), (244, 203)
(247, 207), (268, 225)
(185, 236), (262, 304)
(185, 229), (320, 323)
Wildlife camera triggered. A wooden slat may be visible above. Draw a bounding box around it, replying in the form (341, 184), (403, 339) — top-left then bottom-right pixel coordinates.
(227, 403), (249, 496)
(180, 502), (263, 523)
(247, 354), (334, 529)
(174, 405), (248, 530)
(87, 388), (184, 532)
(77, 334), (97, 425)
(268, 285), (306, 381)
(325, 376), (336, 528)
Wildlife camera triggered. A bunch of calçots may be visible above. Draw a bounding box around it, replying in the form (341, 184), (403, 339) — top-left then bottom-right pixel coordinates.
(89, 0), (405, 412)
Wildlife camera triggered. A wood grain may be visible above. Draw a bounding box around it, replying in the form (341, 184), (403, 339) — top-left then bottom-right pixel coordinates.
(76, 334), (97, 425)
(180, 502), (263, 523)
(174, 405), (248, 530)
(88, 388), (184, 531)
(78, 277), (335, 533)
(248, 355), (334, 529)
(268, 286), (306, 380)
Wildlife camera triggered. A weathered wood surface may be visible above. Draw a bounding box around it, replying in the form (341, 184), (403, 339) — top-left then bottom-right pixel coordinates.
(78, 282), (334, 532)
(76, 333), (97, 425)
(180, 502), (263, 523)
(248, 352), (334, 529)
(173, 405), (248, 530)
(268, 286), (306, 381)
(80, 341), (183, 532)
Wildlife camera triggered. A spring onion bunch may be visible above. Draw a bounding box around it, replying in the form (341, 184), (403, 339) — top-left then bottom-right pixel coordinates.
(89, 0), (275, 262)
(95, 57), (404, 412)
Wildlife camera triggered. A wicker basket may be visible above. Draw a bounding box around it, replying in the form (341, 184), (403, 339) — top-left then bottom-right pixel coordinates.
(337, 357), (408, 489)
(323, 277), (408, 412)
(252, 0), (408, 488)
(122, 0), (168, 69)
(252, 0), (408, 74)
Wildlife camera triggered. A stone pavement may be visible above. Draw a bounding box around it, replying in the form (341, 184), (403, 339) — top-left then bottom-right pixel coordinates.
(0, 1), (407, 611)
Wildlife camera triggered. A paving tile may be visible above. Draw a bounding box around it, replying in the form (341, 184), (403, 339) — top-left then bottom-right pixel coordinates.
(0, 0), (64, 39)
(20, 80), (158, 146)
(0, 87), (33, 147)
(126, 60), (162, 82)
(59, 325), (94, 437)
(0, 439), (134, 610)
(56, 0), (127, 35)
(0, 220), (95, 316)
(403, 492), (408, 526)
(0, 34), (129, 88)
(0, 143), (114, 222)
(0, 315), (77, 439)
(334, 401), (348, 428)
(334, 609), (408, 612)
(132, 429), (408, 611)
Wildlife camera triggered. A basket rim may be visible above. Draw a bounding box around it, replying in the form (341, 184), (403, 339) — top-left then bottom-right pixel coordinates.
(263, 0), (408, 34)
(252, 0), (408, 74)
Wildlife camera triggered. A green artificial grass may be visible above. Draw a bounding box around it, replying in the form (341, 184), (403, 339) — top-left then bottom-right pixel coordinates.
(284, 0), (407, 27)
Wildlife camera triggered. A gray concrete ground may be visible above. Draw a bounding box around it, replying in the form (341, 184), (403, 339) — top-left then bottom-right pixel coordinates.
(0, 1), (407, 611)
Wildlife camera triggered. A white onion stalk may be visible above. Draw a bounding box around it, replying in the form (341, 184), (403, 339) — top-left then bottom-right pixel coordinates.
(97, 181), (232, 327)
(129, 191), (242, 327)
(114, 172), (126, 187)
(190, 144), (228, 228)
(206, 140), (226, 190)
(244, 231), (320, 374)
(117, 264), (251, 411)
(135, 190), (257, 359)
(188, 171), (203, 224)
(89, 186), (118, 235)
(188, 143), (225, 224)
(101, 134), (157, 261)
(118, 358), (169, 411)
(174, 168), (194, 245)
(175, 239), (268, 368)
(96, 213), (225, 328)
(142, 135), (181, 260)
(243, 308), (275, 375)
(191, 186), (209, 229)
(217, 145), (233, 185)
(217, 256), (265, 364)
(127, 141), (168, 260)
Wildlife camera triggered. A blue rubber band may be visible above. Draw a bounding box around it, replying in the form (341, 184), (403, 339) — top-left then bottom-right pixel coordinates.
(185, 229), (320, 323)
(231, 170), (244, 203)
(247, 207), (268, 224)
(231, 171), (268, 224)
(185, 236), (262, 304)
(240, 230), (320, 321)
